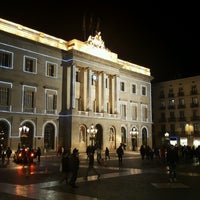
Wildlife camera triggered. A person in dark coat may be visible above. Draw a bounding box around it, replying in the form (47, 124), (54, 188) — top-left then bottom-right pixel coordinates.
(166, 144), (179, 182)
(140, 145), (146, 160)
(69, 148), (80, 188)
(105, 147), (110, 160)
(84, 150), (100, 180)
(36, 147), (41, 162)
(59, 148), (71, 184)
(6, 147), (12, 161)
(116, 144), (124, 166)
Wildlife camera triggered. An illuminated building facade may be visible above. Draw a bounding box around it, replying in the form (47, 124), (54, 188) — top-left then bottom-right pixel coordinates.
(0, 18), (153, 152)
(152, 76), (200, 148)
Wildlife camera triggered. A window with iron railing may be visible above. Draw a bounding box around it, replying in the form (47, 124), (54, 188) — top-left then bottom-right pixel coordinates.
(0, 50), (13, 69)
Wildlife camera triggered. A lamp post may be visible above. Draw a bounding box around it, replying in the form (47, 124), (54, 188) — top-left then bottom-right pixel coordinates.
(185, 123), (194, 146)
(87, 123), (97, 147)
(130, 127), (138, 151)
(19, 125), (30, 147)
(0, 130), (5, 149)
(164, 132), (170, 146)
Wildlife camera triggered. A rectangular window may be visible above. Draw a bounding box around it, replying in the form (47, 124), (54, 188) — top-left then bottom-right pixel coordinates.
(46, 61), (57, 77)
(160, 101), (166, 109)
(120, 104), (127, 119)
(0, 50), (13, 68)
(141, 86), (147, 96)
(194, 123), (199, 133)
(23, 86), (36, 112)
(131, 103), (137, 120)
(192, 97), (198, 104)
(161, 112), (165, 120)
(159, 90), (165, 98)
(179, 98), (185, 105)
(45, 89), (57, 114)
(76, 71), (79, 82)
(170, 111), (175, 118)
(180, 123), (185, 133)
(191, 85), (197, 94)
(178, 87), (184, 96)
(131, 84), (136, 94)
(24, 56), (37, 73)
(120, 82), (125, 91)
(141, 104), (148, 121)
(169, 99), (175, 106)
(0, 82), (11, 111)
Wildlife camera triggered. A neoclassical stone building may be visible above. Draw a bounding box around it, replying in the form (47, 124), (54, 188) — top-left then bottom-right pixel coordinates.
(0, 18), (153, 153)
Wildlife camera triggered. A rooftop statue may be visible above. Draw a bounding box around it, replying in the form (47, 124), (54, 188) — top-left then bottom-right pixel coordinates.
(87, 31), (105, 49)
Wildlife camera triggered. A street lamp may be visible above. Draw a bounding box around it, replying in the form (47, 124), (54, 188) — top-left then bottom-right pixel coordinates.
(185, 123), (194, 146)
(164, 132), (170, 146)
(19, 125), (30, 146)
(87, 123), (97, 146)
(130, 127), (138, 151)
(0, 130), (5, 149)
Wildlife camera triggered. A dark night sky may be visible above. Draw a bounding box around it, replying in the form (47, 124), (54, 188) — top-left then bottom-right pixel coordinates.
(1, 1), (199, 83)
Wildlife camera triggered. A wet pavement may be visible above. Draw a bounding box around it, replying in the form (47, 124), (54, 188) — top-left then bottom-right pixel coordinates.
(0, 151), (200, 200)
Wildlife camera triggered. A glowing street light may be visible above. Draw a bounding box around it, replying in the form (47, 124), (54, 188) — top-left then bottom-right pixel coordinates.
(185, 123), (194, 146)
(0, 130), (5, 148)
(130, 127), (138, 151)
(87, 123), (97, 146)
(19, 125), (30, 146)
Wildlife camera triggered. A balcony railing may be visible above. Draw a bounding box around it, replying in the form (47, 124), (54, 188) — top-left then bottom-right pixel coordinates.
(168, 117), (176, 122)
(168, 105), (175, 109)
(190, 103), (199, 108)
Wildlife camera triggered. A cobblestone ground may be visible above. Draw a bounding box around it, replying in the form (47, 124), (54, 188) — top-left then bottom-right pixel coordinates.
(0, 151), (200, 200)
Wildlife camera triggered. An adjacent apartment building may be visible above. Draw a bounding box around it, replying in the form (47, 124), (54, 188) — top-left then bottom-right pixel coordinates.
(0, 18), (153, 153)
(152, 76), (200, 148)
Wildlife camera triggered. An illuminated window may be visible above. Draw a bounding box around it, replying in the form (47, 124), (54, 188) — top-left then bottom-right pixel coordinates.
(192, 97), (198, 105)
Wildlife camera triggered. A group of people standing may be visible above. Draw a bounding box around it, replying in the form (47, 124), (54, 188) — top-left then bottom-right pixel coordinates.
(60, 146), (112, 188)
(60, 147), (80, 188)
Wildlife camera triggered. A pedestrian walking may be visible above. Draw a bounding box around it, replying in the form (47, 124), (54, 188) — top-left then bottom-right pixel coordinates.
(139, 145), (146, 160)
(96, 147), (102, 164)
(105, 147), (110, 160)
(6, 147), (12, 161)
(116, 144), (124, 166)
(69, 148), (80, 188)
(166, 144), (179, 182)
(36, 147), (41, 162)
(84, 150), (100, 180)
